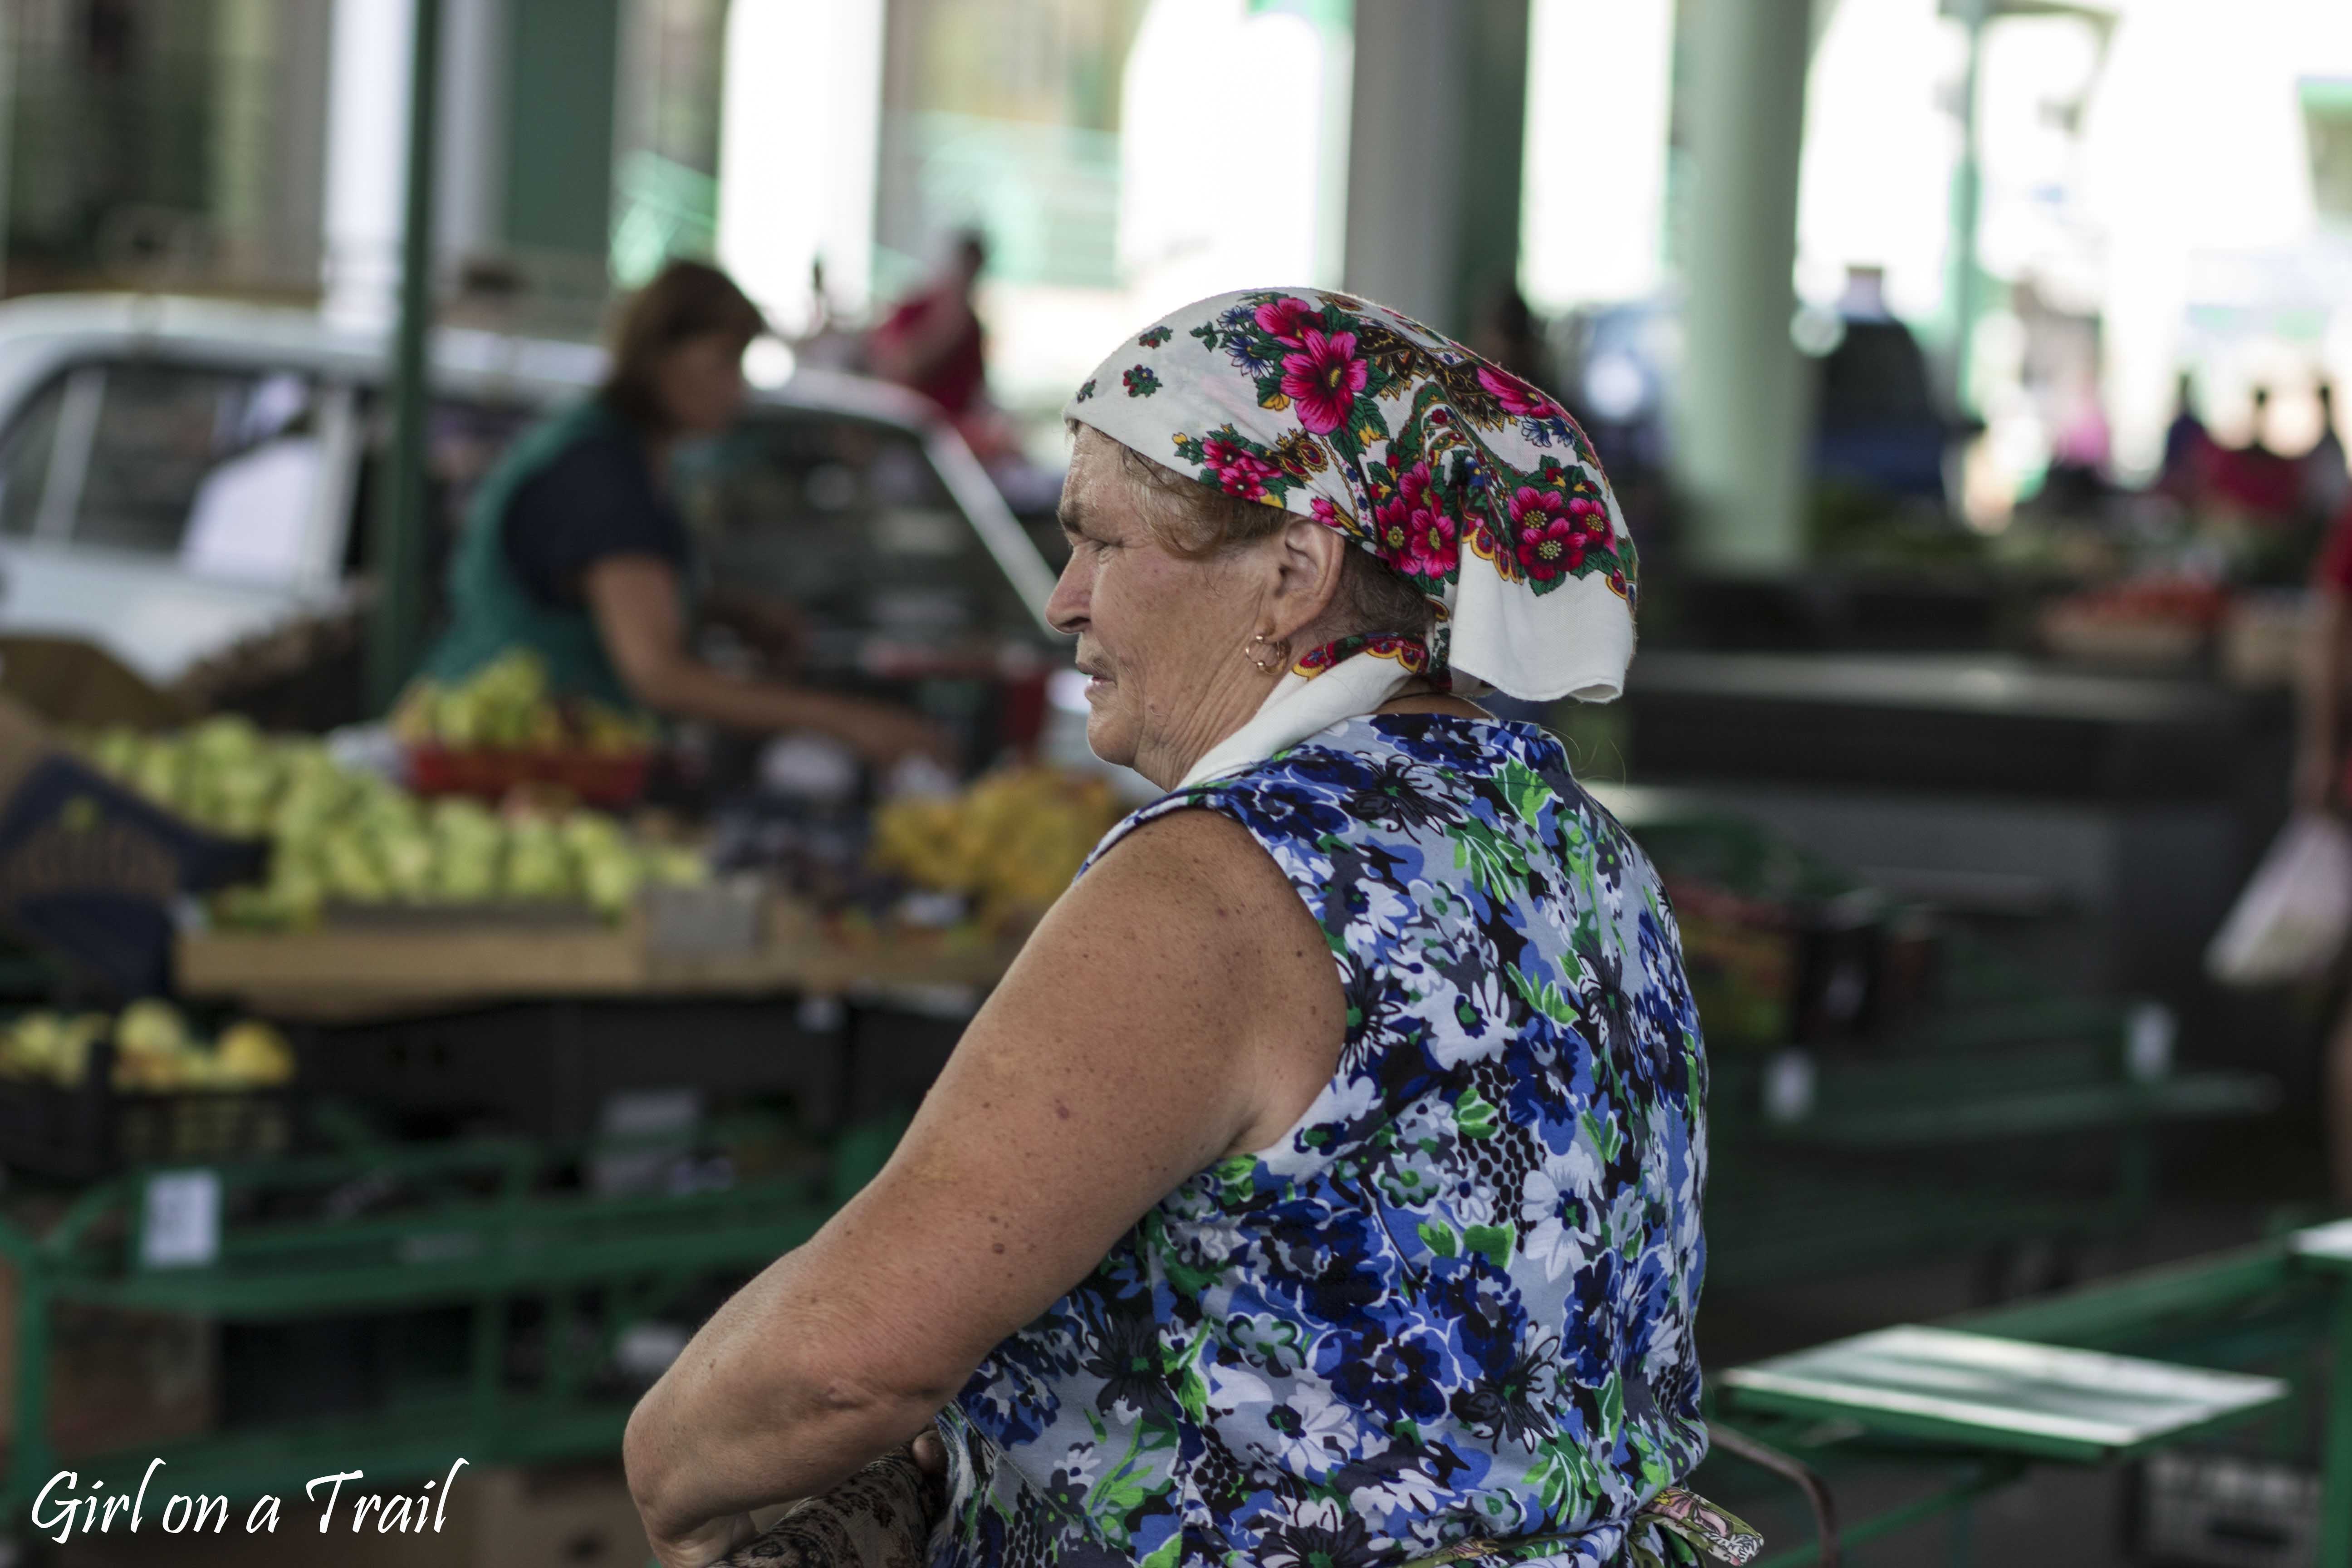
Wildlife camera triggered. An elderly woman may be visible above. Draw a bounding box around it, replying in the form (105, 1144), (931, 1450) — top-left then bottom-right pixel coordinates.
(625, 291), (1749, 1568)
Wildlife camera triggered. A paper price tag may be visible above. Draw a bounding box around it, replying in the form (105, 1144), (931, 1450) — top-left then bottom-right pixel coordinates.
(140, 1169), (221, 1270)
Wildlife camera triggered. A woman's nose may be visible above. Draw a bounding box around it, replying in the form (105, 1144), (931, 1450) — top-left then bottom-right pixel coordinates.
(1045, 560), (1087, 636)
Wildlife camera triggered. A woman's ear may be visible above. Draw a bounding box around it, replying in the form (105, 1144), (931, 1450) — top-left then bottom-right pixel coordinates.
(1269, 516), (1349, 640)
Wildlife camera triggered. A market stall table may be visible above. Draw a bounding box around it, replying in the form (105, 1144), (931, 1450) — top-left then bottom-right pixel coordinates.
(173, 900), (1028, 1140)
(174, 902), (1025, 1019)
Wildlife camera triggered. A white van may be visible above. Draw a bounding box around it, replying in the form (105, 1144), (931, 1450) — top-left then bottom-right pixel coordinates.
(0, 294), (1061, 686)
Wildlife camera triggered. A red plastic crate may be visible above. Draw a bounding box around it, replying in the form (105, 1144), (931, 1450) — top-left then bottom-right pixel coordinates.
(404, 745), (652, 808)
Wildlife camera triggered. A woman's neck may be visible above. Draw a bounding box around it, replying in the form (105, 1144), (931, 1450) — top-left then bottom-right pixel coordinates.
(1374, 682), (1488, 720)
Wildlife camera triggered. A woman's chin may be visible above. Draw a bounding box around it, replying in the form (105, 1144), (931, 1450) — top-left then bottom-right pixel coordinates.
(1083, 710), (1139, 770)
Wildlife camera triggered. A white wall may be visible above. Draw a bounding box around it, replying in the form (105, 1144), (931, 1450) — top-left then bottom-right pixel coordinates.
(321, 0), (510, 325)
(1519, 0), (1675, 311)
(715, 0), (887, 335)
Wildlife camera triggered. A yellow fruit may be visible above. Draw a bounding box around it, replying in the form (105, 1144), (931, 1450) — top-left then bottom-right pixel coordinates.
(116, 999), (190, 1060)
(390, 681), (441, 745)
(217, 1021), (295, 1087)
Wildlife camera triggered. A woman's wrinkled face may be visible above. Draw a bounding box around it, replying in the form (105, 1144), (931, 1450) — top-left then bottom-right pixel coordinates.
(1047, 431), (1273, 785)
(656, 331), (750, 436)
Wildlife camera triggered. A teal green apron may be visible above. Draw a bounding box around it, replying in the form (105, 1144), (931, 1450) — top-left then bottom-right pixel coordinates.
(420, 397), (688, 710)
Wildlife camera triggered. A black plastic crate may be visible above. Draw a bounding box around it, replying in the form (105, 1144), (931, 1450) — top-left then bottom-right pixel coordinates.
(2130, 1450), (2318, 1568)
(0, 753), (268, 997)
(0, 1040), (296, 1180)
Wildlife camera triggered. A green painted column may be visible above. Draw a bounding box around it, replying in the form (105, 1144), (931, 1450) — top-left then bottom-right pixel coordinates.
(367, 0), (444, 713)
(1671, 0), (1814, 573)
(504, 0), (621, 266)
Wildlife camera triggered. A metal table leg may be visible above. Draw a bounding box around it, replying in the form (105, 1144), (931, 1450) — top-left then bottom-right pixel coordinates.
(2322, 1279), (2352, 1567)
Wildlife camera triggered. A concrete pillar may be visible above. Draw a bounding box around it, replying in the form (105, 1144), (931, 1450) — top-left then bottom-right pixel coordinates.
(1342, 0), (1526, 339)
(323, 0), (413, 321)
(266, 0), (333, 294)
(1452, 1), (1530, 341)
(436, 0), (507, 267)
(1671, 0), (1814, 573)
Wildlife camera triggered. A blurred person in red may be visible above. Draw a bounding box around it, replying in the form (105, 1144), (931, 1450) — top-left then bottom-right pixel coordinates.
(2212, 385), (2303, 519)
(871, 229), (990, 420)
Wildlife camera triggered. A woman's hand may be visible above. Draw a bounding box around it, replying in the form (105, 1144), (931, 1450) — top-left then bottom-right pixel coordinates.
(645, 1509), (755, 1568)
(704, 587), (814, 674)
(828, 699), (956, 771)
(586, 558), (952, 765)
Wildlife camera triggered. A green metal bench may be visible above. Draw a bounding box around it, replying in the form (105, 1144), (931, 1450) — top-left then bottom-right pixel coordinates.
(0, 1111), (907, 1525)
(1707, 1223), (2352, 1565)
(1721, 1324), (2287, 1465)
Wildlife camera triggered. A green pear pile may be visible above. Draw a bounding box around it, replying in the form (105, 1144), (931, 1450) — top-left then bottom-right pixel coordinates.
(72, 715), (705, 928)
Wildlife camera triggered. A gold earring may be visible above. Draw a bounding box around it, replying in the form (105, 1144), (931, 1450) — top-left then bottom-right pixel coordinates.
(1245, 632), (1284, 673)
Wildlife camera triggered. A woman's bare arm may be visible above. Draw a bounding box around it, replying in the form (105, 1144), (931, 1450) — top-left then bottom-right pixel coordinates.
(583, 556), (941, 764)
(622, 808), (1343, 1559)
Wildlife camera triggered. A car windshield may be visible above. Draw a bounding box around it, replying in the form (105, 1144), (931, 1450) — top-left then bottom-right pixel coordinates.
(0, 360), (326, 586)
(673, 409), (1047, 670)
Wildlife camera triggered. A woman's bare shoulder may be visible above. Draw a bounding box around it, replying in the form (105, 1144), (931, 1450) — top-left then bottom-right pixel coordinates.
(1018, 803), (1343, 1149)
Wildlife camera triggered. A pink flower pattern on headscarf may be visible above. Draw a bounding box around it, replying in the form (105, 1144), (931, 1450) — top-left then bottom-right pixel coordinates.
(1510, 490), (1611, 582)
(1201, 437), (1280, 500)
(1373, 462), (1455, 581)
(1067, 288), (1637, 701)
(1280, 328), (1368, 435)
(1254, 297), (1318, 344)
(1477, 363), (1563, 421)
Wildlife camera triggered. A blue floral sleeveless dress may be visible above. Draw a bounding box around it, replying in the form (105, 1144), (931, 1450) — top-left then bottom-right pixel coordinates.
(931, 713), (1739, 1568)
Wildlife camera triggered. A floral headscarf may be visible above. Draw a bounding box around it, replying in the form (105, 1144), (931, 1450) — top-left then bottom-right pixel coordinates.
(1065, 288), (1636, 786)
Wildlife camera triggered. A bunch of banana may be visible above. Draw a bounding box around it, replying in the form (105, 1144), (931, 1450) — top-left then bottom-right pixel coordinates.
(869, 766), (1122, 920)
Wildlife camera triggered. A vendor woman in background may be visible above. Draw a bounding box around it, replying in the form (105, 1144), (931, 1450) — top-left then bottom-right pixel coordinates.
(423, 260), (943, 767)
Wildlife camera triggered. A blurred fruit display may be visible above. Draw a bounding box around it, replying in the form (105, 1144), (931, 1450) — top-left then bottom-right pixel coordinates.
(867, 765), (1123, 926)
(68, 713), (704, 929)
(392, 652), (659, 807)
(0, 1000), (292, 1091)
(2035, 578), (2230, 668)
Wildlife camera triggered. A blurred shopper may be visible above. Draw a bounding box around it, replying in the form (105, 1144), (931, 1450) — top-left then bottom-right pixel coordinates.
(2307, 381), (2349, 522)
(2161, 371), (2212, 498)
(1473, 282), (1557, 396)
(422, 260), (940, 767)
(2211, 385), (2303, 520)
(871, 228), (1024, 464)
(1814, 265), (1946, 500)
(625, 289), (1753, 1568)
(870, 230), (990, 420)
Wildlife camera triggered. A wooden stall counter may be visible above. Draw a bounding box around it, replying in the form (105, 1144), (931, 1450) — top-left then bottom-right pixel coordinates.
(175, 894), (1027, 1021)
